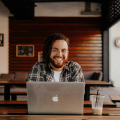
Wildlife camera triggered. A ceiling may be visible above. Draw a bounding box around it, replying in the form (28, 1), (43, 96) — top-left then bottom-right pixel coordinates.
(33, 0), (104, 3)
(1, 0), (106, 19)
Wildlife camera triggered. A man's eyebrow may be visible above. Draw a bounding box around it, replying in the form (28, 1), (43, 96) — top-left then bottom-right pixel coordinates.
(52, 47), (58, 49)
(52, 48), (67, 50)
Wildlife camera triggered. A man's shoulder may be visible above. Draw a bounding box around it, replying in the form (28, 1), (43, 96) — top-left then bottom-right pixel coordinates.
(33, 62), (46, 68)
(67, 61), (81, 69)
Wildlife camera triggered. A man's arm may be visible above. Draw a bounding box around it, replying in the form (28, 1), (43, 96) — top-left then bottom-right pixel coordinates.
(28, 62), (40, 81)
(71, 62), (85, 82)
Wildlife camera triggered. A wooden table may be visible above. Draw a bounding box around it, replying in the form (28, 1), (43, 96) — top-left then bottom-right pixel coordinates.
(0, 100), (116, 108)
(0, 81), (26, 100)
(0, 115), (120, 120)
(0, 81), (112, 101)
(85, 81), (112, 100)
(1, 115), (120, 120)
(0, 107), (120, 116)
(109, 94), (120, 103)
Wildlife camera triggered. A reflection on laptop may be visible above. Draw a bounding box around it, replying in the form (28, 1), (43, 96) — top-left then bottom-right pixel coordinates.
(27, 81), (85, 115)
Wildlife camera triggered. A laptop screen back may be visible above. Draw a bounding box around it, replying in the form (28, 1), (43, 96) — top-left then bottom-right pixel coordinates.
(27, 81), (85, 115)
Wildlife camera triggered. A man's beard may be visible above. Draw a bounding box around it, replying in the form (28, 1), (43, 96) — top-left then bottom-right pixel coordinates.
(50, 56), (68, 68)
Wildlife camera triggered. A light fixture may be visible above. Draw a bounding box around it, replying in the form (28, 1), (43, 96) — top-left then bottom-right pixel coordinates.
(115, 38), (120, 47)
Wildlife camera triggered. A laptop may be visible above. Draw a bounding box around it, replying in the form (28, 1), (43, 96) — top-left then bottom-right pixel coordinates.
(26, 81), (85, 115)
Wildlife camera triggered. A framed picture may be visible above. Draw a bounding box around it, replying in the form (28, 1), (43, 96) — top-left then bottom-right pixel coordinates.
(38, 51), (43, 62)
(16, 44), (34, 57)
(0, 34), (4, 46)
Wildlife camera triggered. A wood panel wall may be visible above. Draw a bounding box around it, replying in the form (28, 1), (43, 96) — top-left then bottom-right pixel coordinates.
(9, 17), (102, 73)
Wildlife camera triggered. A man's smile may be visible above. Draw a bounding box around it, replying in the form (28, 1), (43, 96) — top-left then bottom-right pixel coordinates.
(54, 57), (64, 62)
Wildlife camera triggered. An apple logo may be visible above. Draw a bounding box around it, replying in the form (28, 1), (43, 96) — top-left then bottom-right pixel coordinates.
(52, 95), (58, 102)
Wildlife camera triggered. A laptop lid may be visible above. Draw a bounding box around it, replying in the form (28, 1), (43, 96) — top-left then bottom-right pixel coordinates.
(27, 81), (85, 115)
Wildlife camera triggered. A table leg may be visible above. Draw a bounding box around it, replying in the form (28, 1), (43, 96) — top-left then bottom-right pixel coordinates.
(4, 85), (10, 100)
(11, 95), (17, 100)
(85, 86), (90, 101)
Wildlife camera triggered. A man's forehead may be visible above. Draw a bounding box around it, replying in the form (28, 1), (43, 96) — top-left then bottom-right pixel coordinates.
(52, 40), (68, 48)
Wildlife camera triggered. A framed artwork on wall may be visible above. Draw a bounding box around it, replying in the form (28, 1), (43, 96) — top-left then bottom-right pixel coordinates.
(16, 44), (34, 57)
(0, 34), (4, 46)
(38, 51), (43, 62)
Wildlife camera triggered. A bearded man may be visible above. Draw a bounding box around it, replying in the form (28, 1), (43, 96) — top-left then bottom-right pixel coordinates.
(28, 33), (84, 82)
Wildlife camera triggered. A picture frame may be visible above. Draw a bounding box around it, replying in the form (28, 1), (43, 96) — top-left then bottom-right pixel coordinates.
(16, 44), (34, 57)
(38, 51), (43, 62)
(0, 34), (4, 46)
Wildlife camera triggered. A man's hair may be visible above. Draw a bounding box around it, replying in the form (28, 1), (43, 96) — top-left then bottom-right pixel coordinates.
(43, 33), (69, 64)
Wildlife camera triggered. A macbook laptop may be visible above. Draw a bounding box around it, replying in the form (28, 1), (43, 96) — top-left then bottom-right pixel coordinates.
(26, 81), (85, 115)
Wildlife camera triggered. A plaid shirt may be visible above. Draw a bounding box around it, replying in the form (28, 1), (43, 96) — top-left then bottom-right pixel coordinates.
(28, 61), (84, 82)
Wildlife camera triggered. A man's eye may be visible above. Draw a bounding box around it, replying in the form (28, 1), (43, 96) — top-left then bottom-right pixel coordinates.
(62, 50), (67, 53)
(52, 49), (57, 51)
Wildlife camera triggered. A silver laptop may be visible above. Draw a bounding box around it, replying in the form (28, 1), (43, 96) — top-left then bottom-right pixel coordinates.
(26, 81), (85, 115)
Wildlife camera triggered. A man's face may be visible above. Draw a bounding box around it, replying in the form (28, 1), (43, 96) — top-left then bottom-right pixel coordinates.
(50, 40), (69, 71)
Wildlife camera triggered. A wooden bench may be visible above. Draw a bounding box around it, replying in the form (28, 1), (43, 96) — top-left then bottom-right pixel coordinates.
(110, 94), (120, 103)
(0, 100), (116, 108)
(84, 101), (116, 108)
(0, 100), (27, 107)
(0, 92), (27, 100)
(89, 92), (100, 95)
(0, 92), (99, 100)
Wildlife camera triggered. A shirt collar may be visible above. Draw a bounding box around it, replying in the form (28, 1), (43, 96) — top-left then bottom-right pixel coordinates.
(63, 61), (70, 71)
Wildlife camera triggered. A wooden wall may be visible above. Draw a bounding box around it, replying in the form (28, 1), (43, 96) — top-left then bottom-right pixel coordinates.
(9, 17), (102, 73)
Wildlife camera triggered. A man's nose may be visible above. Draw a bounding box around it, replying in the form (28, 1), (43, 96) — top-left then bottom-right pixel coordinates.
(57, 50), (63, 57)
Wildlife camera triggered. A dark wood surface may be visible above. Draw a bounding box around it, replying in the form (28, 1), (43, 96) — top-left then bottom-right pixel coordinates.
(0, 91), (27, 95)
(0, 91), (98, 95)
(0, 81), (26, 85)
(85, 80), (112, 86)
(84, 101), (116, 108)
(0, 80), (112, 101)
(0, 115), (120, 120)
(0, 107), (120, 115)
(0, 91), (99, 101)
(0, 80), (111, 85)
(110, 95), (120, 103)
(9, 17), (102, 73)
(85, 81), (112, 100)
(0, 101), (116, 108)
(0, 81), (26, 100)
